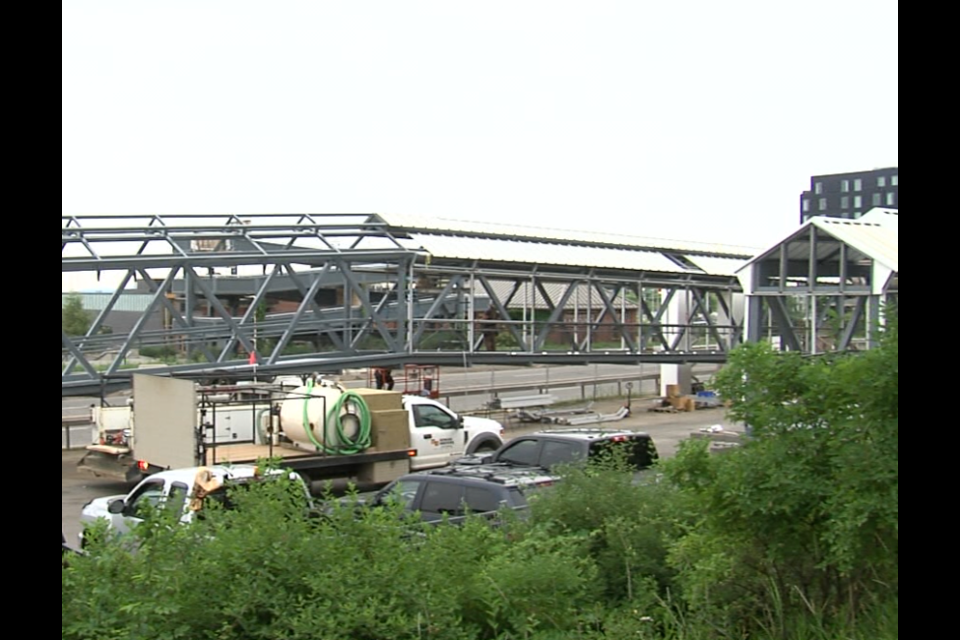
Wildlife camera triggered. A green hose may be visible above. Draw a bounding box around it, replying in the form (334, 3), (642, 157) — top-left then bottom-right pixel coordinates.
(302, 380), (373, 455)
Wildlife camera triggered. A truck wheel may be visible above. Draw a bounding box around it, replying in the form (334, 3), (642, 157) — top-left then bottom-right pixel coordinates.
(468, 438), (502, 455)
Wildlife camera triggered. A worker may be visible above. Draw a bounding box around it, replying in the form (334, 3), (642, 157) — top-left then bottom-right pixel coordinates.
(374, 368), (395, 391)
(482, 309), (499, 352)
(421, 376), (434, 397)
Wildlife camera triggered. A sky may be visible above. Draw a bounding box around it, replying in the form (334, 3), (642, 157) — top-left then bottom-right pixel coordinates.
(62, 0), (898, 259)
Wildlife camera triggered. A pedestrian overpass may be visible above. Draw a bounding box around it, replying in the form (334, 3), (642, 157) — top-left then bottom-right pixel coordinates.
(61, 213), (757, 396)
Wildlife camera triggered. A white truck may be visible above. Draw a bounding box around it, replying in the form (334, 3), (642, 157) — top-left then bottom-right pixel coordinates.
(79, 374), (505, 488)
(79, 465), (312, 542)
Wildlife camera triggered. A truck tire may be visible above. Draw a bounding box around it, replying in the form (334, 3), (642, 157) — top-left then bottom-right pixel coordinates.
(467, 436), (502, 455)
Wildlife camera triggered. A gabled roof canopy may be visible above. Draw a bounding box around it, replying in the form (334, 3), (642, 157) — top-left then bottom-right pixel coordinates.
(739, 208), (898, 276)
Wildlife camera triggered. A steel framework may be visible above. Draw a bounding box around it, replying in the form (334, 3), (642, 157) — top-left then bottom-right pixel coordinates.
(739, 216), (898, 354)
(63, 214), (750, 395)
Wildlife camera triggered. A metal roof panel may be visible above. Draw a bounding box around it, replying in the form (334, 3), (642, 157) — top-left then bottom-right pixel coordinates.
(378, 213), (758, 259)
(402, 234), (689, 273)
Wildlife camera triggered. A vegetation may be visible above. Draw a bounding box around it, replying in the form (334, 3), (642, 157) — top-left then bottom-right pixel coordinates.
(62, 293), (92, 337)
(63, 317), (897, 640)
(138, 345), (180, 361)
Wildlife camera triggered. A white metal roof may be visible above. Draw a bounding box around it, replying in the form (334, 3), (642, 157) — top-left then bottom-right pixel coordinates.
(738, 208), (899, 274)
(376, 213), (759, 259)
(398, 234), (694, 274)
(813, 216), (898, 273)
(685, 256), (749, 277)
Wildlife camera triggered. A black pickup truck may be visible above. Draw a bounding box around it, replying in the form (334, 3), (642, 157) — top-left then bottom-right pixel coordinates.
(455, 428), (659, 473)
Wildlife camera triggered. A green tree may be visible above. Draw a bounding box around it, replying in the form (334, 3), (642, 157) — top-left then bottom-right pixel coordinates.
(663, 314), (898, 631)
(62, 293), (92, 337)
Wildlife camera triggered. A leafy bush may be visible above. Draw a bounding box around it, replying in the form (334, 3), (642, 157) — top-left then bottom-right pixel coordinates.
(661, 315), (898, 632)
(64, 317), (897, 639)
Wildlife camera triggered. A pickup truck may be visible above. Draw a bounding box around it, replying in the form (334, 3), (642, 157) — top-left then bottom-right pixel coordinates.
(455, 428), (659, 473)
(79, 465), (312, 545)
(79, 375), (505, 487)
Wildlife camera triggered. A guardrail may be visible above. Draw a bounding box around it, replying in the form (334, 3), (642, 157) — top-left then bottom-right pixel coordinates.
(62, 408), (94, 451)
(442, 372), (661, 405)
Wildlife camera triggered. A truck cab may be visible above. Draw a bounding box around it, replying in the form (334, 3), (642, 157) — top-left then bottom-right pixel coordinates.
(79, 465), (311, 545)
(402, 395), (504, 470)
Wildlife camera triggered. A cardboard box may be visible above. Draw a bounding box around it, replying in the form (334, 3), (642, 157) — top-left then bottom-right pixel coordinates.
(351, 388), (404, 412)
(371, 409), (411, 451)
(667, 396), (697, 412)
(666, 384), (682, 398)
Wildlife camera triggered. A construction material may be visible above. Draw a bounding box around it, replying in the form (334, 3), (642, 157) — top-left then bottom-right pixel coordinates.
(555, 405), (631, 426)
(489, 394), (558, 411)
(514, 402), (596, 424)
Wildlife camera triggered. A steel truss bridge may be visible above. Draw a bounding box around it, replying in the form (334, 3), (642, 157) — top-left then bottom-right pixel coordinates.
(62, 214), (753, 396)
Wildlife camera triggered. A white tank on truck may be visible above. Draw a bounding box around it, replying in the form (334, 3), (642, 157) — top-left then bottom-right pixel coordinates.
(278, 379), (372, 453)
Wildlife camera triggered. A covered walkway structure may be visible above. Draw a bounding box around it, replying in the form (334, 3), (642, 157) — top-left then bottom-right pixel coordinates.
(737, 209), (898, 354)
(63, 214), (756, 395)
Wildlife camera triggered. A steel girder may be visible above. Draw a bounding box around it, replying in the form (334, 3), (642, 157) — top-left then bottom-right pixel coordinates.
(742, 225), (897, 354)
(63, 215), (744, 395)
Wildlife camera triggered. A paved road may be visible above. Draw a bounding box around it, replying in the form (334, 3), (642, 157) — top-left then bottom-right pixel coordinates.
(62, 396), (738, 548)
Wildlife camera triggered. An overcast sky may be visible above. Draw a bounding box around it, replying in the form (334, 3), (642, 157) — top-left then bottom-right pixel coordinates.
(62, 0), (898, 254)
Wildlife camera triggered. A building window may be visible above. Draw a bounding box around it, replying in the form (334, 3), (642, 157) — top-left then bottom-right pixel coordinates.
(878, 176), (887, 188)
(854, 178), (863, 191)
(819, 198), (828, 211)
(854, 211), (863, 219)
(872, 193), (882, 206)
(802, 199), (811, 212)
(886, 192), (896, 206)
(841, 196), (850, 209)
(841, 180), (850, 192)
(815, 182), (824, 195)
(891, 175), (898, 186)
(854, 195), (863, 208)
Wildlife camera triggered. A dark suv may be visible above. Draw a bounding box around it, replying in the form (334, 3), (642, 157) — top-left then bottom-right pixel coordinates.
(456, 429), (659, 472)
(367, 465), (558, 524)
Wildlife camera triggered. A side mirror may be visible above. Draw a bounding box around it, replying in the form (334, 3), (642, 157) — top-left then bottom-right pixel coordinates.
(107, 499), (126, 515)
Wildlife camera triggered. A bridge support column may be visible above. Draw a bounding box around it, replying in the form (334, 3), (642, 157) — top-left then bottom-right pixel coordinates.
(660, 363), (694, 397)
(660, 290), (693, 396)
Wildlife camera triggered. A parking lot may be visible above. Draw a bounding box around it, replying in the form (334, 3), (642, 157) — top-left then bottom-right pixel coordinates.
(62, 398), (740, 546)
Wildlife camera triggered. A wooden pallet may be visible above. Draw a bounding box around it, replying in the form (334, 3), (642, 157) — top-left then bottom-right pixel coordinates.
(647, 405), (678, 413)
